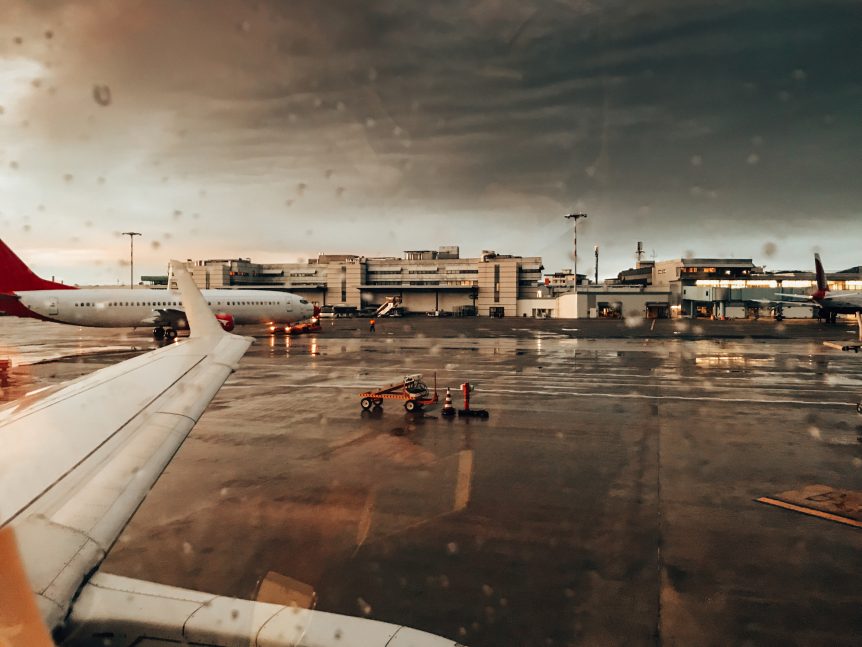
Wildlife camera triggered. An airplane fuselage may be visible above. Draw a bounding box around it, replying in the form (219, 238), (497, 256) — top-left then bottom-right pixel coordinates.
(11, 288), (314, 328)
(817, 294), (862, 314)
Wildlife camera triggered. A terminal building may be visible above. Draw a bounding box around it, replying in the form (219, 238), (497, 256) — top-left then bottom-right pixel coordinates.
(166, 243), (861, 319)
(178, 246), (544, 318)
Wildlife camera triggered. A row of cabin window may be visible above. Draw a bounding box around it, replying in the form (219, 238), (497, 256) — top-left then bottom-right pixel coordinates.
(73, 300), (282, 307)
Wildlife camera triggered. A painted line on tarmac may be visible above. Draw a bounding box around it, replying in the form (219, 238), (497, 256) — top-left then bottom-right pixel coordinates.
(243, 371), (859, 398)
(756, 497), (862, 529)
(484, 378), (859, 397)
(221, 382), (855, 406)
(479, 387), (855, 407)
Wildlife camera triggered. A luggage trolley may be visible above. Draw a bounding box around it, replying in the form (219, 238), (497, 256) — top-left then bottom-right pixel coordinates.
(359, 373), (438, 412)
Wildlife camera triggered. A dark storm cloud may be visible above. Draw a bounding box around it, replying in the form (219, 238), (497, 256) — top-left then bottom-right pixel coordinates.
(1, 0), (860, 280)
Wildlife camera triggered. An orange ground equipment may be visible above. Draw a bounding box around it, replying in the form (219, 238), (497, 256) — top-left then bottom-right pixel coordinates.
(458, 381), (489, 418)
(285, 320), (322, 335)
(359, 373), (438, 412)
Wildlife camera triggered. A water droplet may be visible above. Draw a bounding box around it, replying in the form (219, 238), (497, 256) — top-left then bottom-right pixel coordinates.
(93, 84), (112, 106)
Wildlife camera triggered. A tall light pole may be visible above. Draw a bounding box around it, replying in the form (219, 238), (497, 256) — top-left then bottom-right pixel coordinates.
(121, 232), (141, 289)
(594, 244), (599, 285)
(564, 213), (587, 293)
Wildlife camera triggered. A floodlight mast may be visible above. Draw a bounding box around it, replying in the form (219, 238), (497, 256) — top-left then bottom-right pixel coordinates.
(121, 232), (142, 289)
(564, 213), (587, 293)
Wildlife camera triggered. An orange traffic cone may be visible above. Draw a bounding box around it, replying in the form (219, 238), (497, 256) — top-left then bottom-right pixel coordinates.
(441, 387), (456, 417)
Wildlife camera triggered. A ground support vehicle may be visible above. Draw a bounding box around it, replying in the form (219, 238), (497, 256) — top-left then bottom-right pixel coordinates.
(359, 373), (438, 412)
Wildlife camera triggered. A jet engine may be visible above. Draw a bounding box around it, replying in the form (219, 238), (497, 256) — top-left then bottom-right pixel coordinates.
(215, 313), (235, 332)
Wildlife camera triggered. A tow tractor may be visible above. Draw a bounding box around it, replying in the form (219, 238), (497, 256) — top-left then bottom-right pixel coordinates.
(284, 319), (322, 335)
(359, 373), (438, 412)
(269, 306), (322, 335)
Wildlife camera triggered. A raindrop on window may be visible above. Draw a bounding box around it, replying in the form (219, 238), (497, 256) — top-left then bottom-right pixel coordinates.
(92, 84), (112, 106)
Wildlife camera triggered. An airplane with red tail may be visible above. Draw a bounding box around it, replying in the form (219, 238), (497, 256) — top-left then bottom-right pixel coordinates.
(0, 239), (317, 338)
(770, 253), (862, 323)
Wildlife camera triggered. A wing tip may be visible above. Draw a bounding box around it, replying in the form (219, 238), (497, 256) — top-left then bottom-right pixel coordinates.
(170, 260), (223, 338)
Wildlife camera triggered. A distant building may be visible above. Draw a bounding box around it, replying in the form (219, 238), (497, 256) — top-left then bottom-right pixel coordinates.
(170, 245), (861, 320)
(180, 245), (543, 317)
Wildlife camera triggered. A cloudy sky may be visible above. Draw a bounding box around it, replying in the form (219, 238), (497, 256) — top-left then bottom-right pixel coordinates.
(1, 0), (860, 284)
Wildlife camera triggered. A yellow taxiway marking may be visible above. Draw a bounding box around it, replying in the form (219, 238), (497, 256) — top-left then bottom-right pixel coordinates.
(354, 487), (377, 552)
(756, 497), (862, 529)
(453, 449), (474, 512)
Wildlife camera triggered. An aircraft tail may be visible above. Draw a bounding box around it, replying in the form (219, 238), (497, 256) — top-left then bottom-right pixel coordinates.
(813, 253), (828, 299)
(0, 239), (76, 293)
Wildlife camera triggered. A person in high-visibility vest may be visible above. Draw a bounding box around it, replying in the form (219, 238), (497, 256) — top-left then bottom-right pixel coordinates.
(369, 318), (376, 333)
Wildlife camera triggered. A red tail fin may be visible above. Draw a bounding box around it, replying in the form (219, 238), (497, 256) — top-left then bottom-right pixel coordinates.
(0, 239), (77, 293)
(812, 253), (828, 300)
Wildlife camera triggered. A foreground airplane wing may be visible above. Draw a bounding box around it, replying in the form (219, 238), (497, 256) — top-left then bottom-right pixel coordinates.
(0, 262), (459, 646)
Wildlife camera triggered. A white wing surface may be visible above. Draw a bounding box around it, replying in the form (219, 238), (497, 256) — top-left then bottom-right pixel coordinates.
(0, 262), (252, 628)
(65, 572), (459, 646)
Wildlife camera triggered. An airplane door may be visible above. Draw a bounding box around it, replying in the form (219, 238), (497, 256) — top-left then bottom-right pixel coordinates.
(48, 297), (59, 315)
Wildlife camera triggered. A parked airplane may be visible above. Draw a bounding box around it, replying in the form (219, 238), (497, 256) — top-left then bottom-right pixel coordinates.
(770, 254), (862, 322)
(0, 239), (317, 338)
(0, 262), (456, 646)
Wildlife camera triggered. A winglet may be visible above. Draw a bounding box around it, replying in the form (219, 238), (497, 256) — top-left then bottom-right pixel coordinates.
(170, 260), (223, 337)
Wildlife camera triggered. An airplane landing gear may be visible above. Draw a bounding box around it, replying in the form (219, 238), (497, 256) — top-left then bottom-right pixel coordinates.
(153, 327), (177, 340)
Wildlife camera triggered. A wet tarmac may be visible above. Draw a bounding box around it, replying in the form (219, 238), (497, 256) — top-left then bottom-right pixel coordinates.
(2, 316), (862, 646)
